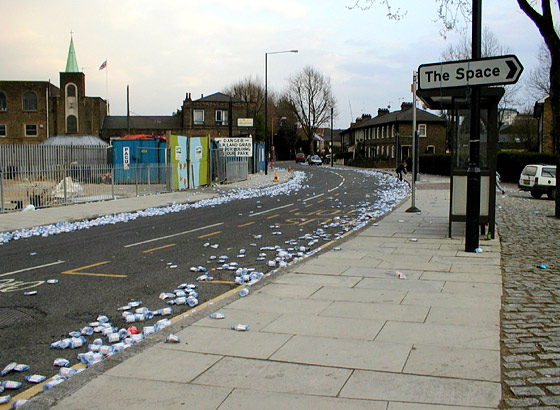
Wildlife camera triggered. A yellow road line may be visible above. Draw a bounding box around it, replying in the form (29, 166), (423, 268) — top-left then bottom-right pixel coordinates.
(288, 208), (299, 213)
(197, 231), (222, 239)
(142, 244), (176, 253)
(237, 221), (255, 228)
(62, 262), (127, 278)
(266, 213), (280, 219)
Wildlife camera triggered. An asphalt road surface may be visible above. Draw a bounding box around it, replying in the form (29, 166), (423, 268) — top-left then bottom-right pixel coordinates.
(0, 164), (406, 392)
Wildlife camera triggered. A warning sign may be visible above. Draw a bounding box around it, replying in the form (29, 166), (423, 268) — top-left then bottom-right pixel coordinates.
(215, 137), (253, 157)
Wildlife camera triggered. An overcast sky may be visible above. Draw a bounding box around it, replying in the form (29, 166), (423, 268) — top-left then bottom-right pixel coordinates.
(1, 0), (547, 128)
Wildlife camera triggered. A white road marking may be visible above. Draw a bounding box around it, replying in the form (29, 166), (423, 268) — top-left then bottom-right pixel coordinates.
(124, 222), (224, 248)
(0, 260), (66, 278)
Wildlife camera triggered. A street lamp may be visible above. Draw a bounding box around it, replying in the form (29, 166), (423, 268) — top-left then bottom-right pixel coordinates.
(264, 49), (298, 175)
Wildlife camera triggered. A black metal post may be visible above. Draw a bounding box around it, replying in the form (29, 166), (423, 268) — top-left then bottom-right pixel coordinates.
(465, 0), (482, 252)
(264, 53), (268, 175)
(330, 106), (334, 167)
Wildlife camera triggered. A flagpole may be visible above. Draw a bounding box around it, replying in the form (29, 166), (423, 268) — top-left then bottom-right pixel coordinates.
(105, 58), (109, 114)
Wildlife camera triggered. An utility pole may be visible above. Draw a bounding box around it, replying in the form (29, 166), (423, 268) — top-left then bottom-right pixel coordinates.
(465, 0), (482, 252)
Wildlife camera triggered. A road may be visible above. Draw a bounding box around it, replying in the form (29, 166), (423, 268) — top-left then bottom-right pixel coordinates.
(0, 164), (406, 391)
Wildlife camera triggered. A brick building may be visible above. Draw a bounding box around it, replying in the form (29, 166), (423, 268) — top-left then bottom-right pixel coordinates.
(533, 95), (555, 153)
(340, 102), (447, 166)
(101, 92), (257, 141)
(0, 36), (107, 144)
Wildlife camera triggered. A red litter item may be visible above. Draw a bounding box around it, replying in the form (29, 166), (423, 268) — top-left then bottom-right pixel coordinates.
(127, 326), (139, 335)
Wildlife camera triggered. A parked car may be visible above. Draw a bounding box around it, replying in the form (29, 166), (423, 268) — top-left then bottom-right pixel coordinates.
(518, 164), (556, 199)
(295, 153), (306, 163)
(308, 155), (322, 165)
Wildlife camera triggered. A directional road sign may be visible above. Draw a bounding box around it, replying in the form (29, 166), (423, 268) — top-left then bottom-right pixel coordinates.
(418, 54), (523, 90)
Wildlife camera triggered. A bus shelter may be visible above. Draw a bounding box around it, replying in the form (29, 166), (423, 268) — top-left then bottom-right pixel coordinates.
(417, 86), (504, 238)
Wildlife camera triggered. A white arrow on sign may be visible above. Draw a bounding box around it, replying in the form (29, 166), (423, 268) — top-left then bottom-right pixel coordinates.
(418, 54), (523, 90)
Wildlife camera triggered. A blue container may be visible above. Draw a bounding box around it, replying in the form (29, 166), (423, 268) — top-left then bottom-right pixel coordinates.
(112, 137), (167, 183)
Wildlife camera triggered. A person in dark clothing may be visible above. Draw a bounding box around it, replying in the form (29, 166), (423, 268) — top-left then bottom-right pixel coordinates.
(396, 162), (408, 181)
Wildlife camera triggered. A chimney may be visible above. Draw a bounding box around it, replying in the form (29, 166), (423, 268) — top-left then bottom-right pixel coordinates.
(401, 102), (413, 110)
(201, 94), (204, 99)
(378, 108), (389, 116)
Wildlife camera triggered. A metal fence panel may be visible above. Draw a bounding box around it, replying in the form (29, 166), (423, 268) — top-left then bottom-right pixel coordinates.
(225, 157), (248, 183)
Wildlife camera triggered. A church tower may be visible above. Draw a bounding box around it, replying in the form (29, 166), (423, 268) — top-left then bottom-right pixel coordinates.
(59, 34), (85, 134)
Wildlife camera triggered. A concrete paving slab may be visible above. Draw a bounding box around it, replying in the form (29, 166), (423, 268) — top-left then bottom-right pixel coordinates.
(254, 283), (322, 298)
(425, 305), (500, 327)
(271, 335), (411, 372)
(354, 277), (445, 293)
(318, 250), (370, 260)
(387, 403), (495, 410)
(51, 375), (232, 410)
(376, 260), (451, 272)
(105, 348), (221, 383)
(192, 356), (351, 396)
(226, 293), (333, 315)
(261, 313), (385, 340)
(309, 286), (407, 304)
(342, 267), (423, 280)
(420, 271), (502, 284)
(432, 255), (501, 266)
(340, 370), (501, 407)
(218, 388), (388, 410)
(272, 272), (362, 287)
(402, 291), (501, 309)
(340, 244), (397, 254)
(292, 263), (351, 275)
(404, 344), (501, 381)
(192, 308), (281, 331)
(449, 263), (502, 274)
(442, 281), (503, 297)
(375, 321), (499, 350)
(320, 300), (429, 323)
(164, 326), (292, 359)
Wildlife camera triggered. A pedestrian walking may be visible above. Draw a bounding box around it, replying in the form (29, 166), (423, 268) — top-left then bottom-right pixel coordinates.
(396, 162), (408, 182)
(496, 171), (505, 194)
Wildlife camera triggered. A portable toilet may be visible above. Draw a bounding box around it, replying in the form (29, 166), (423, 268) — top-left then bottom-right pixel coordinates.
(112, 135), (166, 183)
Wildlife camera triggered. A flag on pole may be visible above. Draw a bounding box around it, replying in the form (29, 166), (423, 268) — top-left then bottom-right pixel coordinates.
(99, 60), (107, 70)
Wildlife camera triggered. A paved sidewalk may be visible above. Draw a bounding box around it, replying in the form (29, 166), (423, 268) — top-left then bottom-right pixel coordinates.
(7, 171), (503, 409)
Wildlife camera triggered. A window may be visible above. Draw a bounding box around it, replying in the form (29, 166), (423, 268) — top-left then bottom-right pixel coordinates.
(66, 84), (76, 97)
(392, 145), (395, 158)
(67, 115), (78, 133)
(23, 91), (38, 111)
(0, 124), (6, 137)
(193, 109), (205, 125)
(215, 109), (228, 126)
(25, 124), (37, 137)
(426, 145), (435, 154)
(0, 91), (6, 111)
(418, 124), (427, 137)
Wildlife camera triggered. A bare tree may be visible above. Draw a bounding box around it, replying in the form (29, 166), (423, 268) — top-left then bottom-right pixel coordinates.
(284, 66), (336, 154)
(440, 27), (522, 123)
(526, 41), (551, 100)
(350, 0), (560, 217)
(223, 75), (265, 115)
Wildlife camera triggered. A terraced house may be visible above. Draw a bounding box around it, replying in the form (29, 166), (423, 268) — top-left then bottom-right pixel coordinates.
(341, 102), (447, 167)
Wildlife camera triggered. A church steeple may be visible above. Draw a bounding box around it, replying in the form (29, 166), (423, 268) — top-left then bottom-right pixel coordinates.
(65, 34), (79, 73)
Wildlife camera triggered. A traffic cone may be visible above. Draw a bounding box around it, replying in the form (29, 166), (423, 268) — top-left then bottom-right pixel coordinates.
(273, 172), (279, 182)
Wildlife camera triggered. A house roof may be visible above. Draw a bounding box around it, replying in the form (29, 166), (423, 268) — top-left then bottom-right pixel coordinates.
(103, 116), (182, 130)
(194, 92), (242, 103)
(341, 107), (444, 135)
(40, 135), (109, 146)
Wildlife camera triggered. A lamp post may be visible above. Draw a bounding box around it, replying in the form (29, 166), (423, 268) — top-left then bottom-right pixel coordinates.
(265, 49), (298, 175)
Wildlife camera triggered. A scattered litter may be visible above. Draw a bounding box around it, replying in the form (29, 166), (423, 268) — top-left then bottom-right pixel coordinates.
(11, 399), (27, 408)
(409, 238), (418, 242)
(209, 312), (226, 319)
(398, 219), (405, 223)
(1, 363), (17, 376)
(46, 279), (59, 284)
(25, 375), (46, 383)
(333, 247), (341, 251)
(239, 288), (249, 297)
(23, 291), (37, 296)
(53, 358), (70, 367)
(13, 364), (29, 372)
(474, 248), (483, 253)
(29, 252), (37, 256)
(231, 324), (249, 331)
(1, 381), (21, 390)
(164, 334), (180, 343)
(396, 271), (407, 280)
(537, 264), (547, 269)
(0, 396), (10, 405)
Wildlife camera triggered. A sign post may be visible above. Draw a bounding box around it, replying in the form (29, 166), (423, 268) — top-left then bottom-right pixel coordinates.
(418, 55), (523, 90)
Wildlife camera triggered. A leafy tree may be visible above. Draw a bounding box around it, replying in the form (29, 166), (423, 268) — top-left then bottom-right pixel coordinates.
(284, 66), (336, 154)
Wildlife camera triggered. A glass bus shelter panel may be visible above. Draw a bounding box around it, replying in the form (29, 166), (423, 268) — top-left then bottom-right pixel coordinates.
(453, 108), (489, 169)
